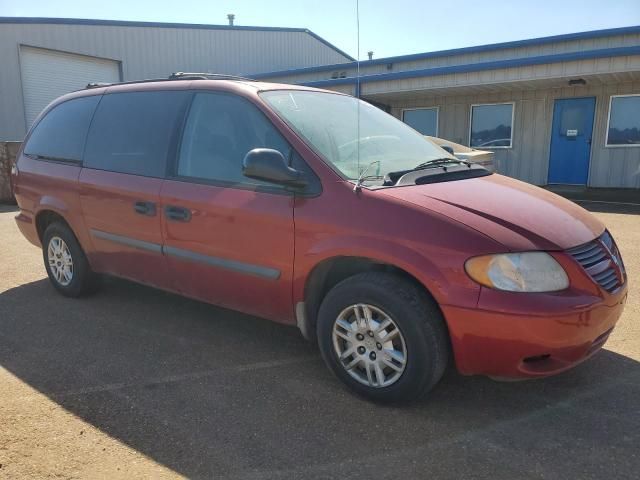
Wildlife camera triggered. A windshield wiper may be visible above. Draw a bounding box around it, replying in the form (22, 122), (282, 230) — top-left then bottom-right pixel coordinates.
(353, 160), (382, 193)
(384, 158), (473, 186)
(412, 158), (471, 171)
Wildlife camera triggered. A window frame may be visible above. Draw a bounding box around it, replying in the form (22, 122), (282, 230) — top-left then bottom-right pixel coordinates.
(401, 106), (439, 137)
(168, 90), (321, 197)
(468, 102), (515, 149)
(605, 94), (640, 148)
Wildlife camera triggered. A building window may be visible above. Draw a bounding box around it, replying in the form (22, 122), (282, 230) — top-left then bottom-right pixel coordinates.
(402, 108), (438, 136)
(469, 103), (514, 148)
(606, 95), (640, 147)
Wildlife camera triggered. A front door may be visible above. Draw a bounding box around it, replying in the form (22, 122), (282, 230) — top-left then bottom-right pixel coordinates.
(548, 97), (596, 185)
(159, 91), (296, 323)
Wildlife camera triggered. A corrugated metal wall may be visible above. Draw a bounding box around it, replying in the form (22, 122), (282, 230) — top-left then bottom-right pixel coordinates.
(388, 83), (640, 188)
(263, 32), (640, 84)
(0, 22), (350, 140)
(239, 27), (640, 189)
(357, 55), (640, 97)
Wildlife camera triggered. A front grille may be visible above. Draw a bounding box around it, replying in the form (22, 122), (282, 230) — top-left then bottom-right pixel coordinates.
(566, 231), (625, 293)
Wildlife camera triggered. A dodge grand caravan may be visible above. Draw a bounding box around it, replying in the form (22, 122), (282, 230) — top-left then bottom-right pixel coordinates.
(12, 74), (628, 402)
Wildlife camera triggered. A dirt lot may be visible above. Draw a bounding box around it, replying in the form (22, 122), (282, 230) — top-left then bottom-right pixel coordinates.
(0, 202), (638, 479)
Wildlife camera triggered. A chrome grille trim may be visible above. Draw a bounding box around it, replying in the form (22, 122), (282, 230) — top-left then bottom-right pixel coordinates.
(586, 258), (612, 276)
(567, 231), (624, 294)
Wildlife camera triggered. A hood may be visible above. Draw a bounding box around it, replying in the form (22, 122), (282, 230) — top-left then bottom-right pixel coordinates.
(378, 174), (604, 251)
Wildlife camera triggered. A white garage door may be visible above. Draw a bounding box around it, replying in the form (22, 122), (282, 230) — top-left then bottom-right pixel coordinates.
(20, 46), (120, 127)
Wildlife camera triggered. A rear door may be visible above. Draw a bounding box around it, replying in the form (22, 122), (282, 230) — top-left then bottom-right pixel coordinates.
(159, 92), (295, 322)
(79, 89), (189, 289)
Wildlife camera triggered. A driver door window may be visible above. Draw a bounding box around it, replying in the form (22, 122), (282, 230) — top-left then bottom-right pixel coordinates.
(176, 93), (291, 187)
(160, 92), (297, 321)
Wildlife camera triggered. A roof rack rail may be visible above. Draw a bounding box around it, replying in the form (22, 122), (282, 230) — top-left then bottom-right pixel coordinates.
(85, 78), (173, 89)
(169, 72), (255, 81)
(84, 72), (254, 90)
(86, 82), (114, 89)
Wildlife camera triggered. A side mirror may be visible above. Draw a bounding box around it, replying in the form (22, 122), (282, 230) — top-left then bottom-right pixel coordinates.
(242, 148), (307, 188)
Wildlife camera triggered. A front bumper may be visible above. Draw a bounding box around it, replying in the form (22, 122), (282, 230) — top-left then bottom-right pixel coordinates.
(442, 281), (628, 378)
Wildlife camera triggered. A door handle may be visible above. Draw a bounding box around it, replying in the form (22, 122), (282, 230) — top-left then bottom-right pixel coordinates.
(134, 201), (156, 216)
(164, 205), (192, 222)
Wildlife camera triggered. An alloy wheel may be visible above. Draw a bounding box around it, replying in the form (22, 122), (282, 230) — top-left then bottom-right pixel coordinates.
(47, 236), (74, 286)
(332, 303), (407, 388)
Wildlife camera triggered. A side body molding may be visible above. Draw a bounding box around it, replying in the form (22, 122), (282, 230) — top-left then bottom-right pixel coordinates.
(89, 229), (280, 280)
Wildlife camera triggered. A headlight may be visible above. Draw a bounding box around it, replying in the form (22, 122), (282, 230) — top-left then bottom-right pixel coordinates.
(465, 252), (569, 292)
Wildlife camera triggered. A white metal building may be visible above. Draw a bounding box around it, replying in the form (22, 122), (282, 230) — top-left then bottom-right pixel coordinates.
(256, 27), (640, 189)
(2, 18), (638, 190)
(0, 17), (353, 141)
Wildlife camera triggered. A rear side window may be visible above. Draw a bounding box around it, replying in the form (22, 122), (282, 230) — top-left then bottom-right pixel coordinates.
(24, 96), (100, 162)
(176, 92), (291, 185)
(84, 91), (188, 177)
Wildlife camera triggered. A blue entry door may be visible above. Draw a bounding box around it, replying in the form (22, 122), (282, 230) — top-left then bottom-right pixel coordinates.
(548, 97), (596, 184)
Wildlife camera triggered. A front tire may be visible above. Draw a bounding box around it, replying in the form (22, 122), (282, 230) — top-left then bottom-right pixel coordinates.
(42, 222), (98, 297)
(317, 272), (449, 403)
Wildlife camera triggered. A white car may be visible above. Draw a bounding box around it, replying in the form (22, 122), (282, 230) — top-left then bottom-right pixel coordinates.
(426, 136), (495, 171)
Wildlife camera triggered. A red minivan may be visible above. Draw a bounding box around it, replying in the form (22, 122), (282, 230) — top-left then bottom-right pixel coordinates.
(12, 74), (628, 402)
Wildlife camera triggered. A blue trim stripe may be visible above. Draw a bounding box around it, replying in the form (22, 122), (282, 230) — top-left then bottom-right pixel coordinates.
(297, 45), (640, 88)
(252, 25), (640, 79)
(0, 17), (355, 62)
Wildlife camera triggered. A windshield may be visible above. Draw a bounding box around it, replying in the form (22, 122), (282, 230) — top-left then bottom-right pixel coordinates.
(260, 90), (455, 181)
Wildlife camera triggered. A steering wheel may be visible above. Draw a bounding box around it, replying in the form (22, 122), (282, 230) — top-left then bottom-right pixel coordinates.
(337, 135), (400, 162)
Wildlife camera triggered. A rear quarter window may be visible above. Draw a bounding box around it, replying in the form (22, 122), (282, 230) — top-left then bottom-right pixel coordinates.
(24, 95), (100, 162)
(84, 91), (189, 177)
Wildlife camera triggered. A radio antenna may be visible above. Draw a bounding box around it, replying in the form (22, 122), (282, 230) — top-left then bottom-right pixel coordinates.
(356, 0), (361, 177)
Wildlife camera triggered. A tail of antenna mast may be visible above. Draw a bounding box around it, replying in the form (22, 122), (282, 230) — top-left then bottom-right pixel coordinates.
(356, 0), (361, 177)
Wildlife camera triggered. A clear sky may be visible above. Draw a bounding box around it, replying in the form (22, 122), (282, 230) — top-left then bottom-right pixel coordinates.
(1, 0), (639, 59)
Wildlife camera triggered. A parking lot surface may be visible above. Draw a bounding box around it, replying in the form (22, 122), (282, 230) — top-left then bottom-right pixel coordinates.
(0, 203), (638, 479)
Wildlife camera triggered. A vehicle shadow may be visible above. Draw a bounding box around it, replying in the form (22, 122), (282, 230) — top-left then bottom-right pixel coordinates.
(0, 204), (18, 213)
(1, 278), (639, 479)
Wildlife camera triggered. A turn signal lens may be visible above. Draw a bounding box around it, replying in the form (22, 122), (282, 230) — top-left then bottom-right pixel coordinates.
(465, 252), (569, 292)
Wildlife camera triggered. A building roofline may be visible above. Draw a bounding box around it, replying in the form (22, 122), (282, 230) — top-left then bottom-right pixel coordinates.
(252, 25), (640, 78)
(299, 45), (640, 88)
(0, 16), (356, 61)
(302, 29), (355, 62)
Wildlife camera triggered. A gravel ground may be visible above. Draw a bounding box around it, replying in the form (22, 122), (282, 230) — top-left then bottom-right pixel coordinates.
(0, 203), (638, 479)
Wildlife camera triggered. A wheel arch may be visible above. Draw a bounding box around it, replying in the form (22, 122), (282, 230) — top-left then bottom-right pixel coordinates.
(35, 209), (71, 243)
(34, 208), (93, 266)
(298, 255), (444, 342)
(33, 194), (94, 257)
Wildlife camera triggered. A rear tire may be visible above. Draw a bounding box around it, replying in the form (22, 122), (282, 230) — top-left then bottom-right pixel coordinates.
(317, 272), (449, 403)
(42, 222), (99, 297)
